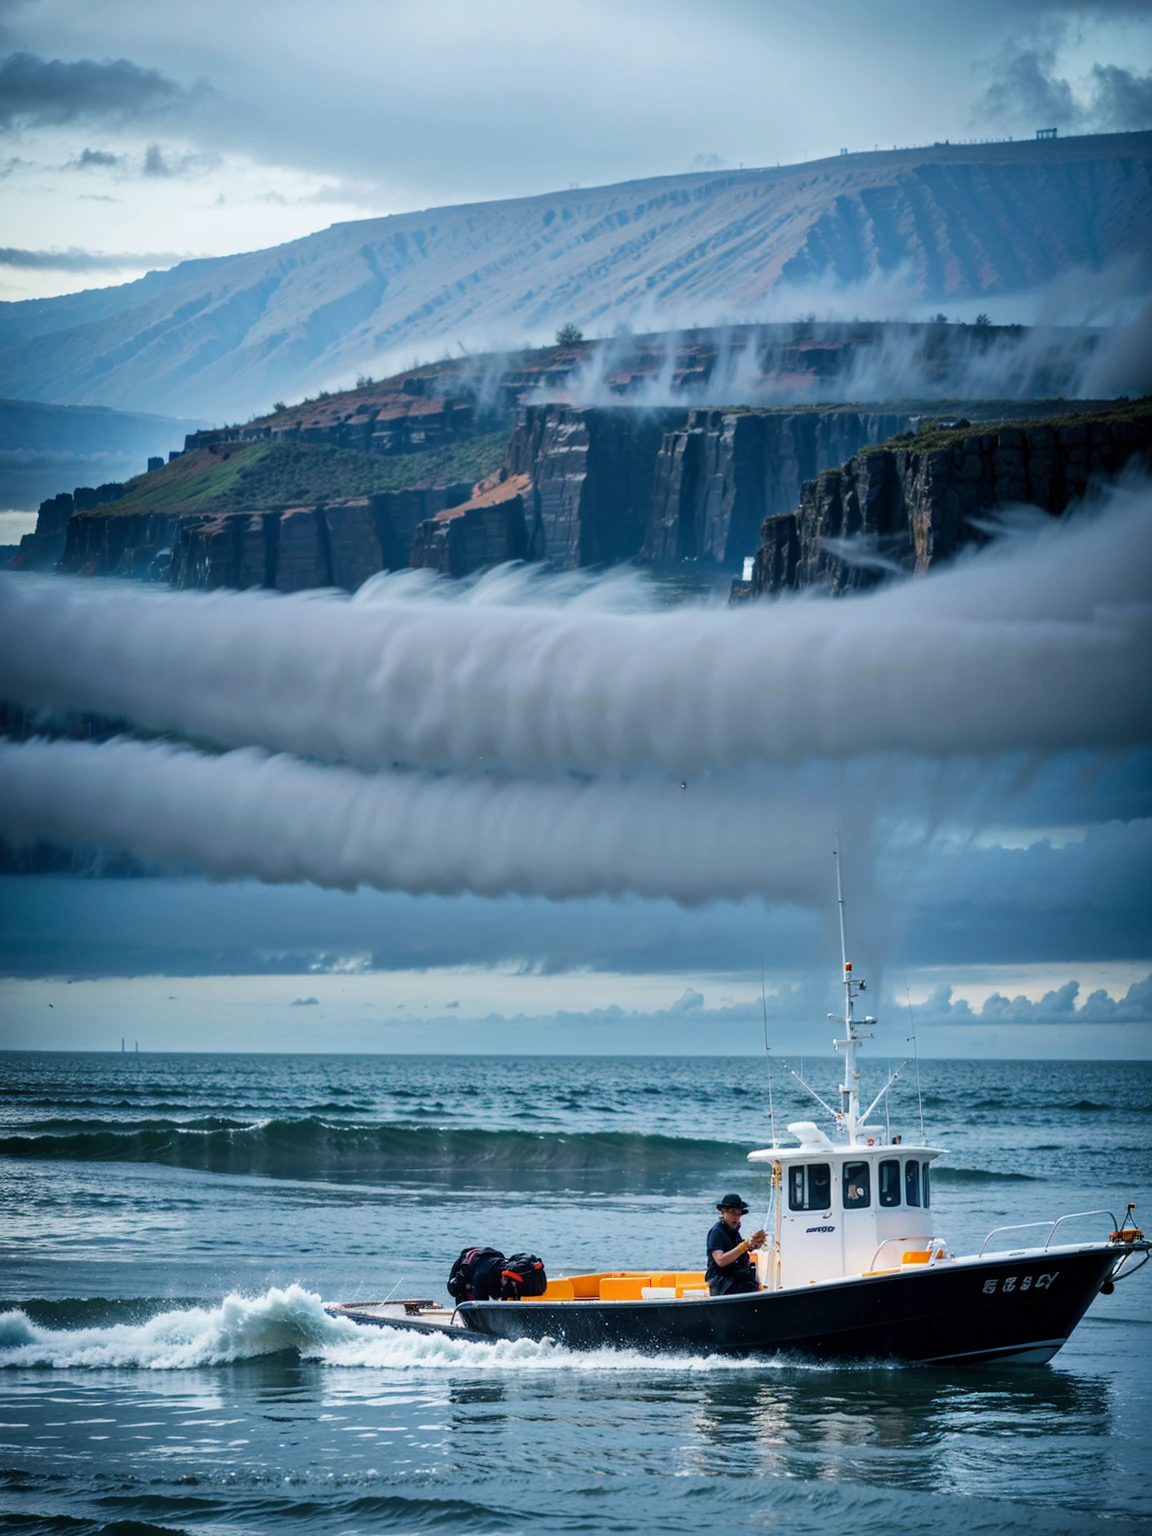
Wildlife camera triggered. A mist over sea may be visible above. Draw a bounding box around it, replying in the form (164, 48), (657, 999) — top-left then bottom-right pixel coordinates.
(1, 1051), (1149, 1534)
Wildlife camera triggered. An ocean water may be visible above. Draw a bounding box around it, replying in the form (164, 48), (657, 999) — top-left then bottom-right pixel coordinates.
(1, 1052), (1150, 1535)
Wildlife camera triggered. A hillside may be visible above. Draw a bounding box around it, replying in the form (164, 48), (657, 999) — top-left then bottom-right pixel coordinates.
(0, 132), (1148, 422)
(100, 432), (512, 520)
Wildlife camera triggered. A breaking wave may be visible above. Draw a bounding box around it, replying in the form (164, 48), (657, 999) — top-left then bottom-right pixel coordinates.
(0, 1285), (817, 1374)
(931, 1165), (1038, 1183)
(0, 1119), (748, 1184)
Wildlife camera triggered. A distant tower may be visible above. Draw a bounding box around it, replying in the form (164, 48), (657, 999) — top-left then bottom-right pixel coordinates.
(121, 1037), (125, 1052)
(1036, 127), (1058, 140)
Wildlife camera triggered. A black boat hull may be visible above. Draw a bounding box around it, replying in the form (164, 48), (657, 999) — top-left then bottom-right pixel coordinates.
(459, 1246), (1126, 1364)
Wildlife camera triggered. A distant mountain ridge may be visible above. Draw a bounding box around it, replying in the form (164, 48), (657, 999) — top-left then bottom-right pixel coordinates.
(0, 397), (204, 511)
(1, 131), (1149, 422)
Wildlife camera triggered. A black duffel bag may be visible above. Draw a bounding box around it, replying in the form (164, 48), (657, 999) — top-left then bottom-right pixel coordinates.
(447, 1246), (505, 1302)
(500, 1253), (547, 1300)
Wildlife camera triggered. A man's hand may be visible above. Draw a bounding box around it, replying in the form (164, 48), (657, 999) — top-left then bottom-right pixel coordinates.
(747, 1229), (768, 1250)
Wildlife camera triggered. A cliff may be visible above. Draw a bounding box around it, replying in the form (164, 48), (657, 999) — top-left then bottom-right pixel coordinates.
(56, 486), (472, 592)
(643, 407), (917, 567)
(20, 394), (1143, 591)
(14, 482), (127, 570)
(45, 429), (507, 583)
(750, 402), (1152, 597)
(410, 475), (532, 578)
(503, 403), (923, 572)
(508, 405), (686, 568)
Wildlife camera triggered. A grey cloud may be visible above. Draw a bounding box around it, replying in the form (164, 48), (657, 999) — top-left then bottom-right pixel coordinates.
(0, 875), (818, 980)
(891, 817), (1152, 966)
(1088, 63), (1152, 130)
(0, 245), (187, 270)
(73, 147), (122, 169)
(979, 44), (1078, 126)
(64, 142), (214, 180)
(1, 786), (1148, 982)
(0, 50), (198, 131)
(142, 141), (217, 178)
(978, 38), (1152, 131)
(915, 972), (1152, 1026)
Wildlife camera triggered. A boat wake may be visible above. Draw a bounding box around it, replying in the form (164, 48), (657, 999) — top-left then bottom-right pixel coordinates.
(0, 1285), (846, 1374)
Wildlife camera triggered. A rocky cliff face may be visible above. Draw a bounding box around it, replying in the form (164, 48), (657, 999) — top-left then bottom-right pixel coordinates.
(751, 408), (1152, 597)
(410, 476), (531, 578)
(505, 403), (916, 571)
(188, 377), (483, 459)
(12, 483), (126, 571)
(643, 407), (916, 567)
(508, 405), (686, 568)
(28, 402), (1146, 594)
(59, 484), (471, 590)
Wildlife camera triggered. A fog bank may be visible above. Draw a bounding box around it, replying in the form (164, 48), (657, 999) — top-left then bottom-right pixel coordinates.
(2, 481), (1149, 777)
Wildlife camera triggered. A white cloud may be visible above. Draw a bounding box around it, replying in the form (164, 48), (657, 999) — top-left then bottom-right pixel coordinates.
(915, 972), (1152, 1025)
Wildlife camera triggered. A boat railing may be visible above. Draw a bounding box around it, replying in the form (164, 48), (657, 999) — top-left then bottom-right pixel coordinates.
(867, 1235), (947, 1272)
(978, 1210), (1119, 1257)
(1044, 1209), (1119, 1250)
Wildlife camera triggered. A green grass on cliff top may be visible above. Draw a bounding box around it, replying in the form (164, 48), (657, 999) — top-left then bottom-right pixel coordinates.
(99, 431), (513, 518)
(863, 396), (1152, 457)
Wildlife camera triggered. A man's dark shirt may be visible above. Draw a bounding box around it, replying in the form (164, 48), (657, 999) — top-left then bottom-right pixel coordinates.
(705, 1219), (755, 1288)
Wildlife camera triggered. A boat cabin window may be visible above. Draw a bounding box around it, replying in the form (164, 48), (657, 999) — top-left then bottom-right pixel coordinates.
(788, 1162), (832, 1211)
(843, 1161), (871, 1209)
(905, 1159), (921, 1207)
(922, 1162), (931, 1208)
(878, 1158), (901, 1206)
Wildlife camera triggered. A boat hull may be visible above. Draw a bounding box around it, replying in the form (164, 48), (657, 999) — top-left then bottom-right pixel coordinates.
(458, 1245), (1127, 1364)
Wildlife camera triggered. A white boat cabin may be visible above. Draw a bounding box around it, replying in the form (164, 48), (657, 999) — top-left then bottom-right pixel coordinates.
(749, 1124), (947, 1290)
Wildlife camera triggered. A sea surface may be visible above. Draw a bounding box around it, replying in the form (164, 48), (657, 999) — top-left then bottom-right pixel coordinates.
(1, 1052), (1150, 1535)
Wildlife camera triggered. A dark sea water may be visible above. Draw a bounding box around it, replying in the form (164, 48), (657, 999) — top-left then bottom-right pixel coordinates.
(1, 1052), (1150, 1535)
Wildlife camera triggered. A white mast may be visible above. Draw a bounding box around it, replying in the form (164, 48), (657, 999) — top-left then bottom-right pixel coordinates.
(832, 842), (870, 1146)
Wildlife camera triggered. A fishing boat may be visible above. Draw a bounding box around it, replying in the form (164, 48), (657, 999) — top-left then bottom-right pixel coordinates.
(329, 855), (1148, 1363)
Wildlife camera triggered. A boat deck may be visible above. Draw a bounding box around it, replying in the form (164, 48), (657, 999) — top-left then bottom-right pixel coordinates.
(326, 1300), (473, 1336)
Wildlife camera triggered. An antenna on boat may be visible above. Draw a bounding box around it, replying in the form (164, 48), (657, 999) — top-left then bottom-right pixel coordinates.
(832, 838), (870, 1144)
(835, 836), (849, 976)
(905, 982), (926, 1145)
(760, 956), (777, 1148)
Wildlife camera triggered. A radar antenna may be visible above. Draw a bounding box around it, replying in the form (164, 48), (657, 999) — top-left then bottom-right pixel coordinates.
(760, 955), (777, 1148)
(905, 982), (927, 1145)
(832, 838), (875, 1146)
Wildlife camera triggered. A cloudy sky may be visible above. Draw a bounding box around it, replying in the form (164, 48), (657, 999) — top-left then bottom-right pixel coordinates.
(0, 2), (1149, 1060)
(2, 486), (1150, 1058)
(1, 0), (1151, 300)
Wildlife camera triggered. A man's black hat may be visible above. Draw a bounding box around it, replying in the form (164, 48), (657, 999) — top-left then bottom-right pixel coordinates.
(717, 1193), (750, 1213)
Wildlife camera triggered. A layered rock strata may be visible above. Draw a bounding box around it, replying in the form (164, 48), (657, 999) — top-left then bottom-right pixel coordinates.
(25, 404), (1142, 594)
(411, 475), (531, 577)
(11, 483), (125, 571)
(751, 410), (1152, 596)
(642, 407), (915, 567)
(508, 405), (686, 568)
(185, 379), (481, 458)
(58, 484), (470, 590)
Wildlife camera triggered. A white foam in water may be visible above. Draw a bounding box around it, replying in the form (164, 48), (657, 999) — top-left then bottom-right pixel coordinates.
(0, 1286), (350, 1370)
(0, 1286), (799, 1374)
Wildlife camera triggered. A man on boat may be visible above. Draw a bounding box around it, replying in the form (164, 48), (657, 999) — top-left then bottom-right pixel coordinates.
(707, 1194), (766, 1296)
